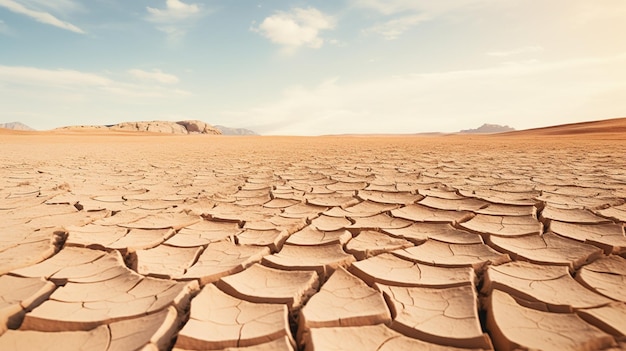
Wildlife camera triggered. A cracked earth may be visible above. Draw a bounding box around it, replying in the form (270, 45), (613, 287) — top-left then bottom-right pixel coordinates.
(1, 133), (625, 350)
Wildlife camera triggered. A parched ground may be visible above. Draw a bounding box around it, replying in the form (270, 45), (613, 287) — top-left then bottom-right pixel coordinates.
(0, 131), (625, 350)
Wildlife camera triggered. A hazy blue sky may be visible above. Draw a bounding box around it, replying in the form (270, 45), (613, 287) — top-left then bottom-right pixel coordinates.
(1, 0), (625, 135)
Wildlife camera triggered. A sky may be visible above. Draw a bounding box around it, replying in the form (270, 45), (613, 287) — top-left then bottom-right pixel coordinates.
(1, 0), (625, 135)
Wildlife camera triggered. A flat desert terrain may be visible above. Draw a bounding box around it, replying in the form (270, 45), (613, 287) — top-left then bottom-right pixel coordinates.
(1, 125), (626, 350)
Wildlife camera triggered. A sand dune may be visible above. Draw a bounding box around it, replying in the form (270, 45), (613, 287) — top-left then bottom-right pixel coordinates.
(501, 117), (626, 137)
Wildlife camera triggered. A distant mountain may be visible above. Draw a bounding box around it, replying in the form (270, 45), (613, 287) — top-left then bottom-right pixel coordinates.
(0, 122), (35, 131)
(214, 125), (258, 136)
(460, 123), (515, 134)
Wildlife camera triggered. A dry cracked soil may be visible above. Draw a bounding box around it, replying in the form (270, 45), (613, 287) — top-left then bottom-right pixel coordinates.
(0, 131), (625, 350)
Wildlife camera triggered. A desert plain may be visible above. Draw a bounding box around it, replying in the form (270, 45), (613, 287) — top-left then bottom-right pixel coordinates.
(1, 121), (626, 351)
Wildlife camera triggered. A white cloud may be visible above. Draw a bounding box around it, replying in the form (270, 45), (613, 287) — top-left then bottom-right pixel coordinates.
(0, 65), (109, 86)
(128, 69), (179, 84)
(146, 0), (202, 41)
(157, 26), (188, 43)
(0, 65), (192, 130)
(254, 7), (336, 52)
(363, 14), (429, 40)
(354, 0), (493, 39)
(18, 0), (83, 14)
(328, 38), (346, 47)
(353, 0), (490, 16)
(487, 46), (544, 57)
(352, 0), (419, 15)
(0, 0), (84, 33)
(0, 19), (9, 35)
(0, 65), (190, 98)
(357, 0), (626, 40)
(568, 1), (626, 25)
(146, 0), (200, 23)
(223, 53), (626, 135)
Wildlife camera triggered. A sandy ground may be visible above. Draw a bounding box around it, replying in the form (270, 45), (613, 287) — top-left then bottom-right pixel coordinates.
(1, 130), (625, 350)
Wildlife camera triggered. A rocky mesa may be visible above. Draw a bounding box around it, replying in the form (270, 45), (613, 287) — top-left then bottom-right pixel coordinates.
(110, 120), (221, 135)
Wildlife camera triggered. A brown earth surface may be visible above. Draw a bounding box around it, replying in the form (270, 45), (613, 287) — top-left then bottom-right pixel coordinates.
(0, 124), (625, 350)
